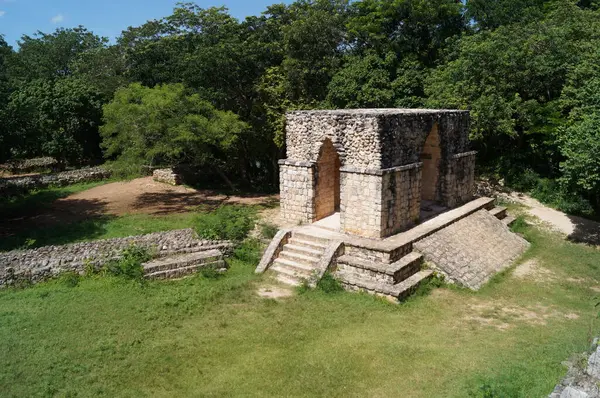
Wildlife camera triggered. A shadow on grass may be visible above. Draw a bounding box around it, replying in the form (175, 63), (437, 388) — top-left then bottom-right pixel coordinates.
(0, 215), (118, 252)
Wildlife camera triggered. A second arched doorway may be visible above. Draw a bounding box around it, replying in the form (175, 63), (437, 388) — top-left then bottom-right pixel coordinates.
(314, 138), (341, 221)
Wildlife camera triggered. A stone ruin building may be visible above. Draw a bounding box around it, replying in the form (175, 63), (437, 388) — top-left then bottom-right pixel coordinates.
(257, 109), (530, 300)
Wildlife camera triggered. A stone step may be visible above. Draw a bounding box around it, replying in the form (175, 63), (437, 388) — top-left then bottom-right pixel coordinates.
(292, 231), (331, 246)
(279, 250), (320, 266)
(337, 251), (423, 284)
(272, 258), (314, 278)
(503, 215), (517, 227)
(283, 243), (324, 257)
(143, 250), (223, 274)
(287, 238), (328, 252)
(145, 260), (226, 280)
(339, 269), (434, 300)
(489, 206), (508, 220)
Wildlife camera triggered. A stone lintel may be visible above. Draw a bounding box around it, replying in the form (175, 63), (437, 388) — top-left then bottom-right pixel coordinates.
(452, 151), (477, 159)
(278, 159), (315, 168)
(340, 162), (423, 176)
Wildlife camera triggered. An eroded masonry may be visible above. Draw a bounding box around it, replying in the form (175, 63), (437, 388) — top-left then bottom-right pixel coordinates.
(259, 109), (529, 300)
(279, 109), (476, 239)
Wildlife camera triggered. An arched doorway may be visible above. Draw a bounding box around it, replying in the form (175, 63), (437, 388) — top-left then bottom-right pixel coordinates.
(314, 138), (341, 221)
(421, 123), (441, 202)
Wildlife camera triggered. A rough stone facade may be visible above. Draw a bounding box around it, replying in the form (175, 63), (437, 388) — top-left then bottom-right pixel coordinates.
(153, 168), (183, 185)
(0, 167), (111, 195)
(0, 229), (232, 288)
(279, 109), (476, 239)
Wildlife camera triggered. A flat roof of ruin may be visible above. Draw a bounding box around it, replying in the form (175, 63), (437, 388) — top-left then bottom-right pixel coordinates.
(287, 108), (469, 116)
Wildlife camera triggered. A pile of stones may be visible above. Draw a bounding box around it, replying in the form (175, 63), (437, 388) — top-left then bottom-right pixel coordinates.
(152, 168), (183, 185)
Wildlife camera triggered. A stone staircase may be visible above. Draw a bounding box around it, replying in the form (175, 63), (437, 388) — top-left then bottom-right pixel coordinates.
(143, 249), (226, 280)
(335, 251), (433, 300)
(269, 231), (328, 286)
(488, 205), (516, 226)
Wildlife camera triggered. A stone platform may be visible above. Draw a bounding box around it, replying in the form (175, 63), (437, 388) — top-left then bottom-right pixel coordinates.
(257, 197), (529, 300)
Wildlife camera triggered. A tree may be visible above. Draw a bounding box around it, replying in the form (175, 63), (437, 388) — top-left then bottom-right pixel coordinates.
(100, 83), (247, 185)
(0, 37), (15, 162)
(6, 77), (104, 165)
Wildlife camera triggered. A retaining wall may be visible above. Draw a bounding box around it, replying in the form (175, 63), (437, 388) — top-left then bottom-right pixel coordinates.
(0, 229), (232, 287)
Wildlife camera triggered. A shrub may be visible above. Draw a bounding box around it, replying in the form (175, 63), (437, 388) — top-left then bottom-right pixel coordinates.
(233, 238), (263, 265)
(316, 272), (344, 293)
(104, 245), (151, 280)
(260, 223), (279, 239)
(195, 205), (256, 241)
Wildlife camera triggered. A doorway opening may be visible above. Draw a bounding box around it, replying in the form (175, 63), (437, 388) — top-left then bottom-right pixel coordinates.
(420, 123), (446, 220)
(314, 138), (341, 222)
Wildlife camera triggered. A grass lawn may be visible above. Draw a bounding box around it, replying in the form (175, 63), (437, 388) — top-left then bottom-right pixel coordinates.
(1, 223), (599, 397)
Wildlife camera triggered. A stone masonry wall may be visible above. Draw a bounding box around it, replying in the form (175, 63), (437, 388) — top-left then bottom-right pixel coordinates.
(381, 163), (422, 237)
(279, 160), (315, 224)
(153, 168), (182, 185)
(0, 229), (232, 288)
(340, 169), (383, 238)
(0, 167), (111, 196)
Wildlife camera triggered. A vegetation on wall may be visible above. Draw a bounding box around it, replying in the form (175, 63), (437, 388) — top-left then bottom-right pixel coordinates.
(1, 0), (599, 212)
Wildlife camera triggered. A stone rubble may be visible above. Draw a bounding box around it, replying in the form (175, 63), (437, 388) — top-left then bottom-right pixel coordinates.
(550, 339), (600, 398)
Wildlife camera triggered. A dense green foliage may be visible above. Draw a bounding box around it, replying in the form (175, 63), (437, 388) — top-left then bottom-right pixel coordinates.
(194, 205), (257, 241)
(1, 0), (600, 210)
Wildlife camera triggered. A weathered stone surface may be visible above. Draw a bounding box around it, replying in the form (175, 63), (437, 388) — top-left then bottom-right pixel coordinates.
(279, 109), (476, 238)
(0, 157), (58, 173)
(550, 340), (600, 398)
(0, 167), (111, 195)
(414, 209), (530, 289)
(152, 168), (182, 185)
(0, 229), (232, 287)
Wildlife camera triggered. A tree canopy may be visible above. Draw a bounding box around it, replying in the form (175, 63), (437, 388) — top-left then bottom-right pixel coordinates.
(1, 0), (599, 211)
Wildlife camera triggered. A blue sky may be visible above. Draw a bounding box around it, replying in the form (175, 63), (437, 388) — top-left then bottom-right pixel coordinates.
(0, 0), (293, 48)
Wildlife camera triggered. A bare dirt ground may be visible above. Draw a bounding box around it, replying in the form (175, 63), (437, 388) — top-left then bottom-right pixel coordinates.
(503, 192), (600, 245)
(0, 177), (278, 236)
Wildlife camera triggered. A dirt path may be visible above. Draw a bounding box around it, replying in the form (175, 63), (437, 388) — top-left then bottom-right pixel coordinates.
(0, 177), (278, 236)
(504, 192), (600, 245)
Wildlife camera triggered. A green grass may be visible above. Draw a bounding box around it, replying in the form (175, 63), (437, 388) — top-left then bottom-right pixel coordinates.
(0, 213), (198, 251)
(1, 224), (600, 397)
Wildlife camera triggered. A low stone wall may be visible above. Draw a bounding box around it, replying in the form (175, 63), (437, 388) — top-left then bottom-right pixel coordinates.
(0, 229), (232, 288)
(0, 167), (111, 195)
(0, 157), (58, 173)
(153, 168), (182, 185)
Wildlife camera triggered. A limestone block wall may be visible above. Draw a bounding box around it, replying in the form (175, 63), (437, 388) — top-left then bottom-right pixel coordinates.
(0, 229), (232, 288)
(279, 160), (316, 224)
(441, 151), (476, 208)
(339, 169), (382, 238)
(381, 163), (422, 237)
(153, 168), (182, 185)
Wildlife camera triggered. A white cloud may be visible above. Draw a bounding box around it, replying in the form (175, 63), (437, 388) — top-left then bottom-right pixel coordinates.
(51, 13), (64, 24)
(0, 11), (5, 17)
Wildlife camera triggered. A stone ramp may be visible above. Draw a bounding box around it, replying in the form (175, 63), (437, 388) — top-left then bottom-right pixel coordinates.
(414, 209), (529, 290)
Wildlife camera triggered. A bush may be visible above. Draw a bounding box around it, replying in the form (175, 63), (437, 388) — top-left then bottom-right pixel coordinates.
(260, 223), (279, 239)
(233, 238), (263, 264)
(195, 205), (256, 241)
(316, 273), (344, 293)
(104, 245), (151, 280)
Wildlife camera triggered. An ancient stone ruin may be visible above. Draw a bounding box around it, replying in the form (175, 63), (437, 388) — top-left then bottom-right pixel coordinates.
(258, 109), (529, 300)
(279, 109), (476, 238)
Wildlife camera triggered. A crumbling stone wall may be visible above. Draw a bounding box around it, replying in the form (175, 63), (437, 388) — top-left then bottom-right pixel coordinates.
(0, 167), (111, 196)
(280, 109), (476, 239)
(0, 229), (232, 288)
(153, 168), (182, 185)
